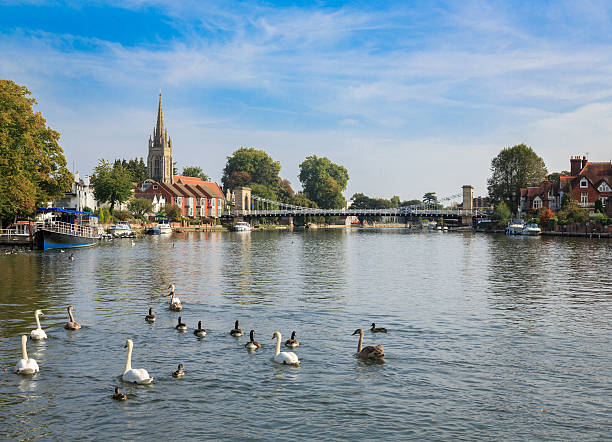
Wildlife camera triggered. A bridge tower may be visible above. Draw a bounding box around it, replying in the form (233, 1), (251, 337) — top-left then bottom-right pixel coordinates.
(234, 186), (252, 215)
(462, 185), (474, 226)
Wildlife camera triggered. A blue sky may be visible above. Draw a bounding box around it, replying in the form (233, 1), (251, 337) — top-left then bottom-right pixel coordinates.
(2, 1), (612, 200)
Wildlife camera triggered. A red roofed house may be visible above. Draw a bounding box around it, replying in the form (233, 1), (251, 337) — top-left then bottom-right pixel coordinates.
(520, 156), (612, 215)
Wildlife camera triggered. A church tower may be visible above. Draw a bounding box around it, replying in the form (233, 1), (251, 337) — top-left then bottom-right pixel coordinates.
(147, 93), (173, 184)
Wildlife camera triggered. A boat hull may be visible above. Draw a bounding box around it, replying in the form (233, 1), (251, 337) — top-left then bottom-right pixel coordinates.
(36, 229), (98, 250)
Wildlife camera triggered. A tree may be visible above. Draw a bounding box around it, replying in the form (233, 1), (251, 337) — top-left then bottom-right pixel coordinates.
(538, 207), (554, 227)
(401, 199), (422, 207)
(222, 147), (281, 190)
(0, 80), (73, 225)
(90, 159), (133, 214)
(547, 171), (570, 183)
(487, 144), (547, 213)
(181, 166), (209, 181)
(594, 198), (604, 213)
(299, 155), (349, 209)
(423, 192), (437, 205)
(561, 183), (573, 209)
(128, 198), (154, 219)
(164, 204), (182, 222)
(493, 200), (511, 225)
(390, 196), (401, 207)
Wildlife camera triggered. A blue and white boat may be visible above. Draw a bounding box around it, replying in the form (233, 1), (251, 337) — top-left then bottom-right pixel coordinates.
(109, 221), (135, 238)
(505, 219), (525, 235)
(522, 222), (542, 236)
(35, 208), (99, 250)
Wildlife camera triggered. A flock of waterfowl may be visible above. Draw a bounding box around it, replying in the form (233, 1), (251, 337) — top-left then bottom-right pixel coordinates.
(14, 284), (387, 400)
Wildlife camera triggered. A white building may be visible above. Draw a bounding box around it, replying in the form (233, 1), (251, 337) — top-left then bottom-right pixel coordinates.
(54, 172), (99, 212)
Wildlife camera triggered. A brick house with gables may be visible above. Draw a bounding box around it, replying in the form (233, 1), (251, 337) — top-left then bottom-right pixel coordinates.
(520, 155), (612, 215)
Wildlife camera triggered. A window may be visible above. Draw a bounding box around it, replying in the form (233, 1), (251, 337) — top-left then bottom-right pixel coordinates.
(580, 178), (588, 188)
(598, 182), (611, 192)
(581, 193), (588, 204)
(153, 185), (158, 190)
(532, 197), (542, 209)
(176, 196), (182, 205)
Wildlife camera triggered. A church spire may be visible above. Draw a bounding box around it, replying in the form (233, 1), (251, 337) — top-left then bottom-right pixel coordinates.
(156, 92), (165, 140)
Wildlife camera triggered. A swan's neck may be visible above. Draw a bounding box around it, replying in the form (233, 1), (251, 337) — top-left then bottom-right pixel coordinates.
(275, 334), (281, 356)
(21, 337), (28, 360)
(34, 312), (41, 329)
(357, 332), (363, 353)
(68, 310), (75, 323)
(125, 344), (132, 372)
(170, 291), (175, 304)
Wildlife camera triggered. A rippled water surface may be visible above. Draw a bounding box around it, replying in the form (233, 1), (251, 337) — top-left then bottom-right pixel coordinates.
(0, 229), (611, 440)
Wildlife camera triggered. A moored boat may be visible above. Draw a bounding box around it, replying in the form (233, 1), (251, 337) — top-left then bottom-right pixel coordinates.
(234, 221), (252, 232)
(35, 208), (100, 250)
(505, 219), (525, 235)
(109, 221), (135, 238)
(522, 222), (542, 236)
(157, 219), (172, 234)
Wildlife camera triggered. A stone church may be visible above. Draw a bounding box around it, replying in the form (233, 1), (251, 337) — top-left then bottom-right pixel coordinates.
(147, 93), (173, 184)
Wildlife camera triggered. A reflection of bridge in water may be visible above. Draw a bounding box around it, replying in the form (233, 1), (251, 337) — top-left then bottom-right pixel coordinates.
(223, 185), (488, 225)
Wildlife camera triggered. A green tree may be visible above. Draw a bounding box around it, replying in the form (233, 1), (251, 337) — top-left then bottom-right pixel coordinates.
(128, 198), (154, 219)
(401, 199), (423, 207)
(390, 196), (401, 207)
(547, 171), (570, 183)
(423, 192), (437, 205)
(561, 183), (573, 209)
(0, 80), (73, 225)
(91, 159), (133, 214)
(299, 155), (348, 209)
(164, 204), (182, 221)
(487, 144), (547, 213)
(493, 200), (511, 225)
(289, 192), (318, 208)
(594, 198), (604, 213)
(222, 147), (281, 190)
(181, 166), (209, 181)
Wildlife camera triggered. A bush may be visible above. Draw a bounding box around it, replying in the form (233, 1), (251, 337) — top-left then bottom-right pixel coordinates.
(164, 205), (182, 222)
(112, 209), (131, 221)
(83, 206), (93, 213)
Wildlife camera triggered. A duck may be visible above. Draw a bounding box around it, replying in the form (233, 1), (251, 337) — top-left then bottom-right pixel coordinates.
(193, 321), (206, 338)
(370, 323), (388, 333)
(69, 253), (75, 261)
(122, 339), (153, 384)
(15, 335), (39, 374)
(229, 320), (243, 337)
(30, 309), (47, 340)
(131, 240), (135, 246)
(112, 387), (127, 401)
(245, 330), (261, 350)
(284, 331), (300, 348)
(272, 331), (299, 366)
(168, 284), (182, 311)
(64, 306), (81, 330)
(352, 329), (384, 361)
(145, 308), (156, 323)
(175, 317), (187, 331)
(172, 364), (185, 378)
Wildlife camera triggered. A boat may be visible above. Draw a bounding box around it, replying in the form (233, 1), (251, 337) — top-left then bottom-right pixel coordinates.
(234, 221), (252, 232)
(35, 208), (100, 250)
(157, 219), (172, 234)
(145, 226), (161, 235)
(505, 219), (525, 235)
(109, 221), (135, 238)
(522, 222), (542, 236)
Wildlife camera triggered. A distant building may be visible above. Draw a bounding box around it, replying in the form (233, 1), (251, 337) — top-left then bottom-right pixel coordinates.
(520, 155), (612, 215)
(147, 93), (173, 184)
(54, 172), (98, 212)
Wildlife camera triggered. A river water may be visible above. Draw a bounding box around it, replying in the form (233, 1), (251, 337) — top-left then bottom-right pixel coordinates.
(0, 229), (610, 440)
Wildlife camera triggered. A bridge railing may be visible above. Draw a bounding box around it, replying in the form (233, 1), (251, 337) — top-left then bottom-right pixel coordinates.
(224, 208), (486, 217)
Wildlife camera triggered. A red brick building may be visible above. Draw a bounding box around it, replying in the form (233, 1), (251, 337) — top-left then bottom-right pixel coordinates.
(520, 156), (612, 215)
(134, 176), (225, 219)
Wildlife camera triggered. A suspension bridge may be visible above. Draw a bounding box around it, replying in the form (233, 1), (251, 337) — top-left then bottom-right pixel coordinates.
(222, 185), (488, 224)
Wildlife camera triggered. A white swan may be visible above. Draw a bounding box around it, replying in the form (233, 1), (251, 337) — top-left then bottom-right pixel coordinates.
(168, 284), (182, 311)
(15, 335), (39, 374)
(272, 331), (299, 366)
(30, 309), (47, 340)
(122, 339), (153, 385)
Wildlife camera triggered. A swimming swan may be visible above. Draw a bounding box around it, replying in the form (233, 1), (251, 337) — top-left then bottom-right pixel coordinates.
(245, 330), (261, 350)
(193, 321), (206, 337)
(122, 339), (153, 384)
(229, 320), (243, 337)
(284, 331), (299, 348)
(168, 284), (182, 311)
(352, 329), (384, 361)
(272, 331), (299, 366)
(64, 306), (81, 330)
(30, 309), (47, 340)
(370, 323), (388, 333)
(145, 308), (156, 323)
(15, 335), (39, 374)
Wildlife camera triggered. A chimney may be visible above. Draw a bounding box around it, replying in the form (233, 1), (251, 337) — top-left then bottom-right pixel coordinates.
(570, 156), (582, 176)
(581, 156), (588, 171)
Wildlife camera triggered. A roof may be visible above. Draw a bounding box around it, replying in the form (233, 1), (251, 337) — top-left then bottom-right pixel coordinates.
(579, 162), (612, 182)
(198, 181), (224, 199)
(173, 175), (225, 198)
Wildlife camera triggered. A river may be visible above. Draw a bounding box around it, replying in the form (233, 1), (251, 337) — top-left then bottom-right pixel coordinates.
(0, 229), (610, 440)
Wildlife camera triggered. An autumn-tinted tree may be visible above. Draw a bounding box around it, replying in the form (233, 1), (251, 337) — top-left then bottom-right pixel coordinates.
(164, 204), (182, 221)
(487, 144), (547, 213)
(91, 159), (133, 214)
(128, 197), (154, 219)
(0, 80), (72, 225)
(181, 166), (209, 181)
(225, 171), (252, 189)
(299, 155), (349, 209)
